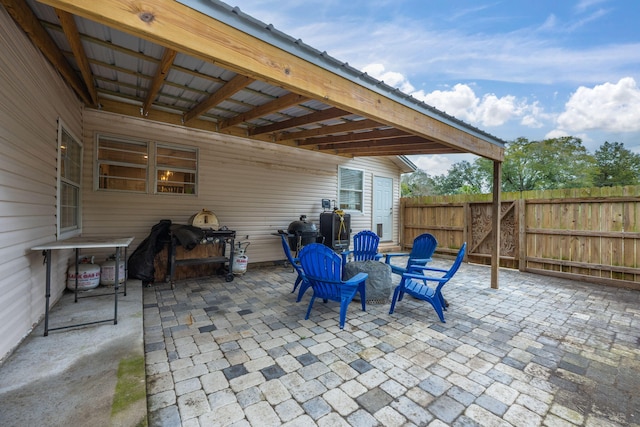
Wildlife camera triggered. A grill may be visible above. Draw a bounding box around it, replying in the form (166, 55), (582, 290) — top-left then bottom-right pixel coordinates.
(286, 215), (320, 255)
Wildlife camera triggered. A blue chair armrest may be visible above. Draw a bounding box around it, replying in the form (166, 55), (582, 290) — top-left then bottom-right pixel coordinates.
(341, 250), (353, 265)
(344, 272), (368, 285)
(408, 265), (446, 274)
(384, 252), (408, 263)
(402, 272), (447, 284)
(374, 253), (383, 261)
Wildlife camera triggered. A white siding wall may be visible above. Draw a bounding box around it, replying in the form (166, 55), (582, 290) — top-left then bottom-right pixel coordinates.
(0, 7), (83, 361)
(82, 110), (402, 264)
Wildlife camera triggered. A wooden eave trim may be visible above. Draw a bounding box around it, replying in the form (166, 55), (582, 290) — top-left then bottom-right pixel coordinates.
(142, 47), (177, 116)
(55, 8), (98, 104)
(37, 0), (504, 161)
(1, 0), (93, 105)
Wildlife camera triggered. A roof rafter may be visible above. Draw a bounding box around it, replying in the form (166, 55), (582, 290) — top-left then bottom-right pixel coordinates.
(219, 92), (309, 129)
(284, 119), (381, 142)
(296, 127), (411, 146)
(183, 74), (255, 124)
(1, 0), (93, 105)
(142, 47), (177, 116)
(249, 107), (350, 136)
(54, 8), (98, 105)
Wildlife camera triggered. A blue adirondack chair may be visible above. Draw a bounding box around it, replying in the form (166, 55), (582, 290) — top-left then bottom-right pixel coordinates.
(341, 230), (382, 265)
(277, 231), (311, 302)
(298, 243), (367, 329)
(384, 233), (438, 277)
(388, 243), (466, 322)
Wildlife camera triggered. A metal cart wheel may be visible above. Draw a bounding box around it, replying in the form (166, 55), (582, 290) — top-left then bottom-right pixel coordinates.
(225, 273), (234, 282)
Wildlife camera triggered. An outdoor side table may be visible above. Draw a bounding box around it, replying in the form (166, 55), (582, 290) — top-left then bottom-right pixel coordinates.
(31, 236), (134, 336)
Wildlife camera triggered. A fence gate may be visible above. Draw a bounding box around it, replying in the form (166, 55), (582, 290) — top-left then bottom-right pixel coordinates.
(468, 201), (518, 268)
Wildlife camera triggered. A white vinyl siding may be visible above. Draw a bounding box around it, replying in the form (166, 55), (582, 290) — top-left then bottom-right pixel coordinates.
(0, 8), (83, 361)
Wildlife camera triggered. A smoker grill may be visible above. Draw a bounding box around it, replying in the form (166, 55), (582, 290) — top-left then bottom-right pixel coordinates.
(286, 215), (320, 255)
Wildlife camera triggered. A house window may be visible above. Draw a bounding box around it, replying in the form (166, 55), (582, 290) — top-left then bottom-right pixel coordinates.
(57, 121), (82, 238)
(97, 135), (148, 192)
(338, 166), (364, 212)
(155, 144), (197, 194)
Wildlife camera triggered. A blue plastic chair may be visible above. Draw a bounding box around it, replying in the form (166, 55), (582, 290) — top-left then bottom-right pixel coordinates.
(389, 243), (466, 322)
(384, 233), (438, 277)
(298, 243), (367, 329)
(341, 230), (382, 265)
(277, 231), (311, 302)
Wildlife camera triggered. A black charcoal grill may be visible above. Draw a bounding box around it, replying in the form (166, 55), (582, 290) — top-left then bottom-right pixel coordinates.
(286, 215), (320, 256)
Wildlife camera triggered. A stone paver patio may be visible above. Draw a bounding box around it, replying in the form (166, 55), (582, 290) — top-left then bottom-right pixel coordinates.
(143, 258), (640, 426)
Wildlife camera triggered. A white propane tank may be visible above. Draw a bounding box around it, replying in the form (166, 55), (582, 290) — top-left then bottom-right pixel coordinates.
(67, 256), (101, 291)
(232, 241), (249, 275)
(100, 255), (126, 285)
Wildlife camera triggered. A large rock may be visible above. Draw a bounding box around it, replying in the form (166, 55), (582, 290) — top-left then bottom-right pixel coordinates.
(343, 260), (393, 304)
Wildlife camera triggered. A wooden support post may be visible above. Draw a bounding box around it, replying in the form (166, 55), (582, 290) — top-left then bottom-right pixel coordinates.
(491, 161), (502, 289)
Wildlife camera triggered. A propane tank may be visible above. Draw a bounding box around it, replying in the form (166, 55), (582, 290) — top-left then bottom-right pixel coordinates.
(67, 256), (101, 291)
(232, 241), (250, 275)
(100, 254), (126, 286)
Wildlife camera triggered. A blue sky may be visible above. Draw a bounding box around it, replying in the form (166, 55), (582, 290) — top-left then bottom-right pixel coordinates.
(227, 0), (640, 175)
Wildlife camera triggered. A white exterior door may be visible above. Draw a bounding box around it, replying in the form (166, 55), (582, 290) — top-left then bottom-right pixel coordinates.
(373, 176), (393, 241)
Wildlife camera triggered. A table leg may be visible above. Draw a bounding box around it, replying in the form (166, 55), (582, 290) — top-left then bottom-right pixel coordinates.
(114, 246), (120, 325)
(44, 249), (51, 337)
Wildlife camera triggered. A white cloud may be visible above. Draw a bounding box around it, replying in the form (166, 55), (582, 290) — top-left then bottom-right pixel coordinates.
(556, 77), (640, 133)
(409, 154), (456, 176)
(361, 64), (415, 93)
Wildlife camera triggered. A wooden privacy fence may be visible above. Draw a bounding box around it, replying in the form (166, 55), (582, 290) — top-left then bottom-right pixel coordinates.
(401, 186), (640, 290)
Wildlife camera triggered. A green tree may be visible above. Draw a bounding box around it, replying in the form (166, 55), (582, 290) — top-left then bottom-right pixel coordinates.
(500, 137), (544, 192)
(401, 169), (436, 196)
(593, 141), (640, 187)
(532, 136), (595, 189)
(431, 160), (489, 195)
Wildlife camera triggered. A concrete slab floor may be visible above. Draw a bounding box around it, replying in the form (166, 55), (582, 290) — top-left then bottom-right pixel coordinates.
(0, 280), (146, 427)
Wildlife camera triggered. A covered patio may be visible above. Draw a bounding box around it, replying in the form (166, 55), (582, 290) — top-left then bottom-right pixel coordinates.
(141, 262), (640, 426)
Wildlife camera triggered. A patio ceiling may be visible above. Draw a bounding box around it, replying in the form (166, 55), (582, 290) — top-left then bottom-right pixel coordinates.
(4, 0), (505, 161)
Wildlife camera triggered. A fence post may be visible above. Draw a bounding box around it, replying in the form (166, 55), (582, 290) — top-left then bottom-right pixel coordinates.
(518, 198), (526, 272)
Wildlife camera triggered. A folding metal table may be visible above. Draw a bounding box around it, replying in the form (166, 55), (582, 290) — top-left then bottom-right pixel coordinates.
(31, 236), (134, 336)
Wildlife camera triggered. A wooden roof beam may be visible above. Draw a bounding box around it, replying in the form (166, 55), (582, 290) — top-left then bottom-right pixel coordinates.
(183, 73), (255, 124)
(320, 136), (433, 150)
(142, 47), (177, 116)
(1, 0), (93, 105)
(54, 8), (98, 105)
(332, 145), (465, 156)
(286, 119), (381, 143)
(219, 92), (309, 130)
(299, 127), (412, 146)
(250, 106), (350, 136)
